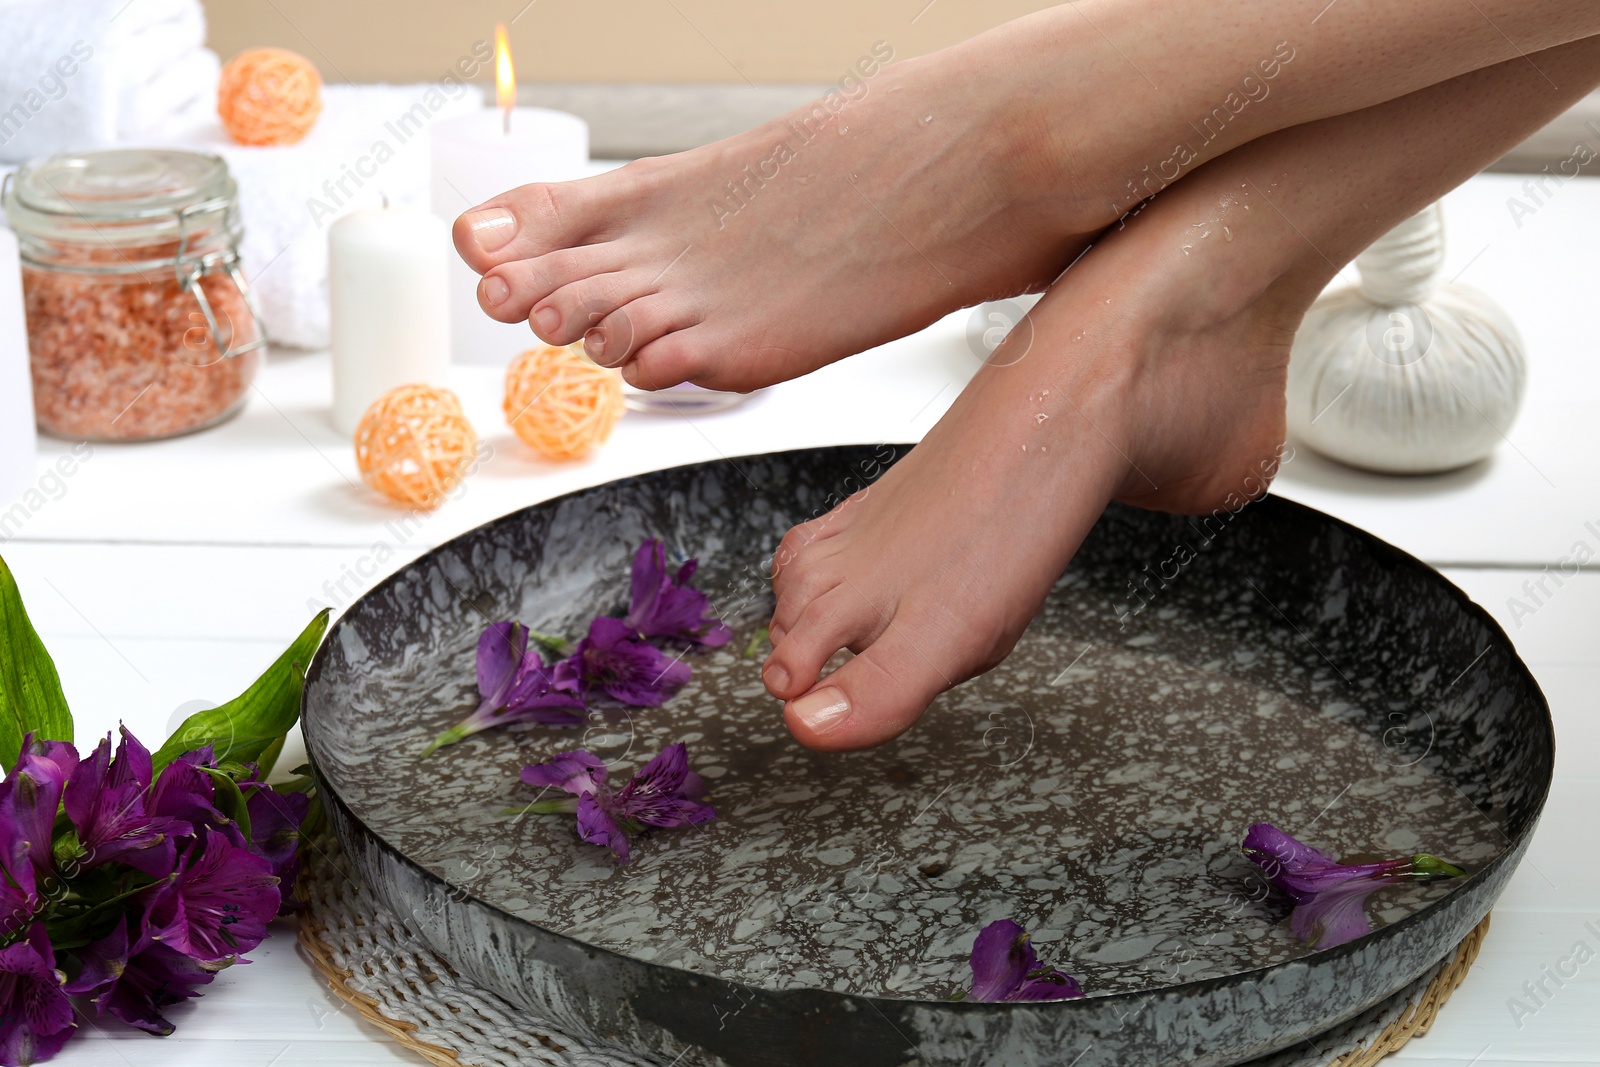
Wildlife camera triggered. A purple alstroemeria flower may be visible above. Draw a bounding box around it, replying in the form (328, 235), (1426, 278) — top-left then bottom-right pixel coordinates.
(241, 782), (312, 912)
(63, 728), (188, 879)
(0, 735), (78, 880)
(147, 747), (230, 836)
(424, 623), (588, 755)
(66, 917), (220, 1037)
(1241, 823), (1466, 949)
(554, 617), (692, 708)
(143, 831), (280, 963)
(0, 924), (75, 1064)
(517, 743), (716, 863)
(967, 919), (1084, 1003)
(623, 539), (733, 648)
(475, 621), (530, 715)
(0, 819), (38, 939)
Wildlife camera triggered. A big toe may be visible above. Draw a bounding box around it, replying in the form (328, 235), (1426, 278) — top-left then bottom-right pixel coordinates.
(453, 179), (602, 274)
(782, 621), (952, 752)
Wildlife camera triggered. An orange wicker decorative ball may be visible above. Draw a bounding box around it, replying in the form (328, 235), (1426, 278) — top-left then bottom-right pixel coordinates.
(354, 385), (478, 509)
(503, 343), (625, 461)
(217, 47), (323, 146)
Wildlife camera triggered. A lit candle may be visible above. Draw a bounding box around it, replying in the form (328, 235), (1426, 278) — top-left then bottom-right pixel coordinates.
(0, 226), (37, 505)
(430, 23), (588, 366)
(328, 205), (451, 436)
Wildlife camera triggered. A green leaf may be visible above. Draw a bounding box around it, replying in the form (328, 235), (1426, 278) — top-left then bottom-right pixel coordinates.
(153, 610), (330, 773)
(200, 766), (252, 842)
(254, 733), (287, 779)
(0, 554), (73, 764)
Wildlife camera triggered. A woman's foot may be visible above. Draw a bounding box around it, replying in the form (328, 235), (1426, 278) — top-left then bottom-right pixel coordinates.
(451, 0), (1583, 396)
(450, 5), (1287, 394)
(756, 31), (1600, 750)
(454, 38), (1080, 391)
(760, 176), (1299, 749)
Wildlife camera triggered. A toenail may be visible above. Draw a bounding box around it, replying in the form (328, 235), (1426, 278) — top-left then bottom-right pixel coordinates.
(791, 687), (850, 735)
(764, 662), (790, 693)
(620, 361), (641, 387)
(464, 208), (517, 254)
(532, 306), (561, 334)
(482, 276), (510, 307)
(583, 328), (607, 361)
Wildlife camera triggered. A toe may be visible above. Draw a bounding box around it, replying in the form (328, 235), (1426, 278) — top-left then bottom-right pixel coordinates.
(623, 327), (721, 391)
(583, 294), (701, 369)
(530, 270), (660, 346)
(478, 244), (625, 325)
(762, 588), (874, 701)
(783, 618), (952, 751)
(453, 178), (611, 273)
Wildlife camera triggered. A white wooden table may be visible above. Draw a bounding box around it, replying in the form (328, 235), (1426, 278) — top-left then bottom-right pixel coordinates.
(5, 172), (1597, 1066)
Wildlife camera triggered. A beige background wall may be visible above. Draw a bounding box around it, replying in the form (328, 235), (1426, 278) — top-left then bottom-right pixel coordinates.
(200, 0), (1056, 85)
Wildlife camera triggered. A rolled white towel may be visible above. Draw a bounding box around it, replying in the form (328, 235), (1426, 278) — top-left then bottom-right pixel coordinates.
(0, 0), (213, 162)
(118, 49), (221, 140)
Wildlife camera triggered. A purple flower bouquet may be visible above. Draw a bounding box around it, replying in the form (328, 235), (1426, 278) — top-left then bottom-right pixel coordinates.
(0, 556), (327, 1064)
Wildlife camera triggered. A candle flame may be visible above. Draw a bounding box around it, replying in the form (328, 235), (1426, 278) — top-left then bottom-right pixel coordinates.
(494, 24), (516, 128)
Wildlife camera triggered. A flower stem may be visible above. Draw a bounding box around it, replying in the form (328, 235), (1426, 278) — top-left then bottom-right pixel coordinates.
(499, 799), (579, 818)
(420, 726), (467, 758)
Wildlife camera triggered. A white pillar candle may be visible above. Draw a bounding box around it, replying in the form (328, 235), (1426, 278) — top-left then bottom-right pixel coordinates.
(0, 226), (37, 506)
(430, 108), (588, 366)
(328, 206), (452, 436)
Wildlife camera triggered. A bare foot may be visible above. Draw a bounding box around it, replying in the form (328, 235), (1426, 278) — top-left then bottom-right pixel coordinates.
(449, 0), (1596, 395)
(759, 176), (1297, 750)
(756, 29), (1600, 750)
(453, 46), (1085, 391)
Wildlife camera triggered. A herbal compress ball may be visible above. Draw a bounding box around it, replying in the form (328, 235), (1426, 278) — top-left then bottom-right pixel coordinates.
(1286, 203), (1526, 474)
(503, 343), (625, 461)
(354, 384), (478, 508)
(218, 48), (323, 146)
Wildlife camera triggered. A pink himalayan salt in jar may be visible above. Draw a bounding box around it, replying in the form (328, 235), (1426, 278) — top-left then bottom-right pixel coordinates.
(3, 149), (266, 441)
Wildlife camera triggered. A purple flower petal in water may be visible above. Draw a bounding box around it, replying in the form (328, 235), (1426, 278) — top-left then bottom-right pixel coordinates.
(575, 794), (631, 862)
(623, 539), (732, 647)
(968, 919), (1084, 1002)
(63, 728), (187, 878)
(143, 831), (280, 963)
(424, 625), (587, 755)
(608, 743), (717, 832)
(559, 617), (691, 707)
(65, 916), (219, 1037)
(516, 743), (715, 863)
(0, 924), (74, 1064)
(1241, 823), (1466, 949)
(520, 750), (608, 796)
(502, 658), (588, 726)
(476, 621), (529, 713)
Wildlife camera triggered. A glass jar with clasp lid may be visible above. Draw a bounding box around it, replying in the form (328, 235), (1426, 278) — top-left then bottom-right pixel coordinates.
(3, 148), (266, 441)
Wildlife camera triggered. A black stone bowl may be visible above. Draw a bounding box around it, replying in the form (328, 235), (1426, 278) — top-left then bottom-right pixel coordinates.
(302, 445), (1551, 1067)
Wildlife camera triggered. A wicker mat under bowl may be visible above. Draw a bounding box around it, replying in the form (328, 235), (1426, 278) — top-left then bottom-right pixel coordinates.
(294, 834), (1489, 1067)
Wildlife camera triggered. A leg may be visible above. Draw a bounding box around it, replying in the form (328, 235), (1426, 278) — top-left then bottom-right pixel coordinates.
(762, 36), (1600, 750)
(453, 1), (1600, 394)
